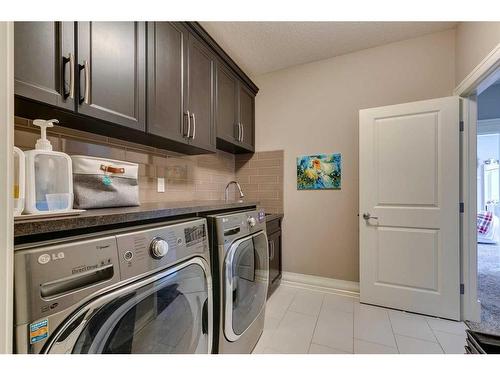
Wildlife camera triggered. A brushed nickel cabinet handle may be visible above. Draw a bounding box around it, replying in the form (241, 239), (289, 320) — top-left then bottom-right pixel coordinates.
(184, 110), (191, 138)
(190, 112), (196, 140)
(63, 53), (75, 100)
(83, 60), (90, 104)
(69, 53), (75, 99)
(240, 122), (244, 143)
(79, 60), (90, 105)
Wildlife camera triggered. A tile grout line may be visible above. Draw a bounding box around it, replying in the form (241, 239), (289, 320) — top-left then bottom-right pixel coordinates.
(388, 312), (443, 344)
(261, 288), (297, 352)
(427, 321), (446, 353)
(431, 328), (467, 337)
(428, 325), (468, 354)
(394, 332), (443, 346)
(387, 310), (401, 354)
(308, 293), (326, 353)
(354, 337), (399, 350)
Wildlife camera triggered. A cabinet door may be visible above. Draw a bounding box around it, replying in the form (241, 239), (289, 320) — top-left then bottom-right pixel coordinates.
(186, 33), (216, 152)
(238, 84), (255, 150)
(14, 22), (75, 110)
(77, 22), (146, 131)
(216, 62), (238, 142)
(268, 230), (282, 286)
(147, 22), (188, 143)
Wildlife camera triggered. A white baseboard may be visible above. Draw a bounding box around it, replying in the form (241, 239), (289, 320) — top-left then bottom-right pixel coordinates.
(281, 271), (360, 297)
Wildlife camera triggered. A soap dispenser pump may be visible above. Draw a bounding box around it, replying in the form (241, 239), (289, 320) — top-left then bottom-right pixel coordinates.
(24, 119), (74, 214)
(33, 118), (56, 151)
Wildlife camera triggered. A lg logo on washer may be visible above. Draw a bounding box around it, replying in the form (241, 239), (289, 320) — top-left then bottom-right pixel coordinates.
(37, 252), (65, 265)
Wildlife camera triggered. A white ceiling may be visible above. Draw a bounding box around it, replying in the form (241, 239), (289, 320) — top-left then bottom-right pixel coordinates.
(200, 22), (457, 77)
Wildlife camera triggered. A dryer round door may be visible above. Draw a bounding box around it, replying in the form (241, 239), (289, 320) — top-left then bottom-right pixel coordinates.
(42, 257), (212, 354)
(224, 231), (269, 342)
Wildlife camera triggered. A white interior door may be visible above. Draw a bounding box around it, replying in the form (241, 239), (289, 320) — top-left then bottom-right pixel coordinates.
(359, 96), (460, 320)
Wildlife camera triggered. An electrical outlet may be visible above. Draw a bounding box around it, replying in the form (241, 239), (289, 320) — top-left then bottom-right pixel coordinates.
(157, 177), (165, 193)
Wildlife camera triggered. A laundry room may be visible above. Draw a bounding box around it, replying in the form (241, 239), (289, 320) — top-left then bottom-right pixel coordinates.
(0, 1), (500, 375)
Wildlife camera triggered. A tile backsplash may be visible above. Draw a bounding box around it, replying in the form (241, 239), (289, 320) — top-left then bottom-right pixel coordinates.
(15, 116), (284, 212)
(235, 150), (284, 214)
(14, 117), (237, 203)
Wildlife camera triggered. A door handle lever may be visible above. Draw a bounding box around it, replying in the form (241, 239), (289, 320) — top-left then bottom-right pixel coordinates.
(362, 213), (379, 220)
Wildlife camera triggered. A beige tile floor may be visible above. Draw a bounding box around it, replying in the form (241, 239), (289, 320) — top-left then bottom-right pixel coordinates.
(252, 285), (468, 354)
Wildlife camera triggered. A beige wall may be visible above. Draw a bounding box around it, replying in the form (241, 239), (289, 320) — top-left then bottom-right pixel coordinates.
(254, 29), (456, 282)
(455, 22), (500, 86)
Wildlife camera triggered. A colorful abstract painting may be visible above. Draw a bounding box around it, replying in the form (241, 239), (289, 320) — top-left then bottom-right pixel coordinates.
(297, 153), (341, 190)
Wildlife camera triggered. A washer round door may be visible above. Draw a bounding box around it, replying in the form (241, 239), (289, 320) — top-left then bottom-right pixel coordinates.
(43, 257), (212, 354)
(224, 231), (269, 342)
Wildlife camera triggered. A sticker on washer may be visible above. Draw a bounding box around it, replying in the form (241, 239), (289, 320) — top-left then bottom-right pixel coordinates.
(30, 319), (49, 344)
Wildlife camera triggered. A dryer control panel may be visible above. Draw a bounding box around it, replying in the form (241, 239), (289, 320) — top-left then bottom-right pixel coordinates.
(212, 209), (266, 246)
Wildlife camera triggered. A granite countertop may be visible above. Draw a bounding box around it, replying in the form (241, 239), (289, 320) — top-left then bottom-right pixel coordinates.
(14, 200), (259, 239)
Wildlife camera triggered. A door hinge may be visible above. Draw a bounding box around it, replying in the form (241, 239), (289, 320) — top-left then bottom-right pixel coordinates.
(460, 283), (465, 294)
(460, 202), (464, 213)
(459, 120), (464, 132)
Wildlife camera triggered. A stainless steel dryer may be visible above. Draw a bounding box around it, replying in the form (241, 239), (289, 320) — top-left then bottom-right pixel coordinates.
(14, 218), (212, 354)
(206, 209), (269, 354)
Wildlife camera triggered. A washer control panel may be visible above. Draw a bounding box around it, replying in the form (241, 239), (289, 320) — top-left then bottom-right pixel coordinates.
(116, 218), (208, 280)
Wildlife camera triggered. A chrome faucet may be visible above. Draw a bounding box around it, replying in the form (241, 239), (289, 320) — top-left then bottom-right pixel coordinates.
(225, 181), (245, 202)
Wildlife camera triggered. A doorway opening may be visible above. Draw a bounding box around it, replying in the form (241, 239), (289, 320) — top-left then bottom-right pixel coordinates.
(470, 79), (500, 334)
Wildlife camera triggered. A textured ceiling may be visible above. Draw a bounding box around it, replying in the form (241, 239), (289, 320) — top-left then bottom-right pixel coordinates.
(200, 22), (457, 77)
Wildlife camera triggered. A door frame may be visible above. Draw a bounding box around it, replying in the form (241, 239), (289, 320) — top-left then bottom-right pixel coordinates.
(454, 42), (500, 322)
(0, 21), (14, 354)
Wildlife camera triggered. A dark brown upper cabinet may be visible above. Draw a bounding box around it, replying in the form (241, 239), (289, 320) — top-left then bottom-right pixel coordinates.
(185, 33), (216, 152)
(14, 22), (75, 111)
(147, 24), (215, 153)
(215, 61), (255, 153)
(14, 22), (257, 156)
(238, 84), (255, 151)
(77, 22), (146, 131)
(215, 62), (239, 144)
(147, 22), (188, 144)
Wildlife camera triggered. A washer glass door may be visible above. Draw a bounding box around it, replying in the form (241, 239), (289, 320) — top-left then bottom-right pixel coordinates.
(225, 231), (269, 341)
(45, 258), (211, 354)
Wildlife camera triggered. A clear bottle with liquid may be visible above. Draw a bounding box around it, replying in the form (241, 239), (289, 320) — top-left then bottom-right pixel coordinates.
(24, 119), (73, 213)
(13, 146), (25, 216)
